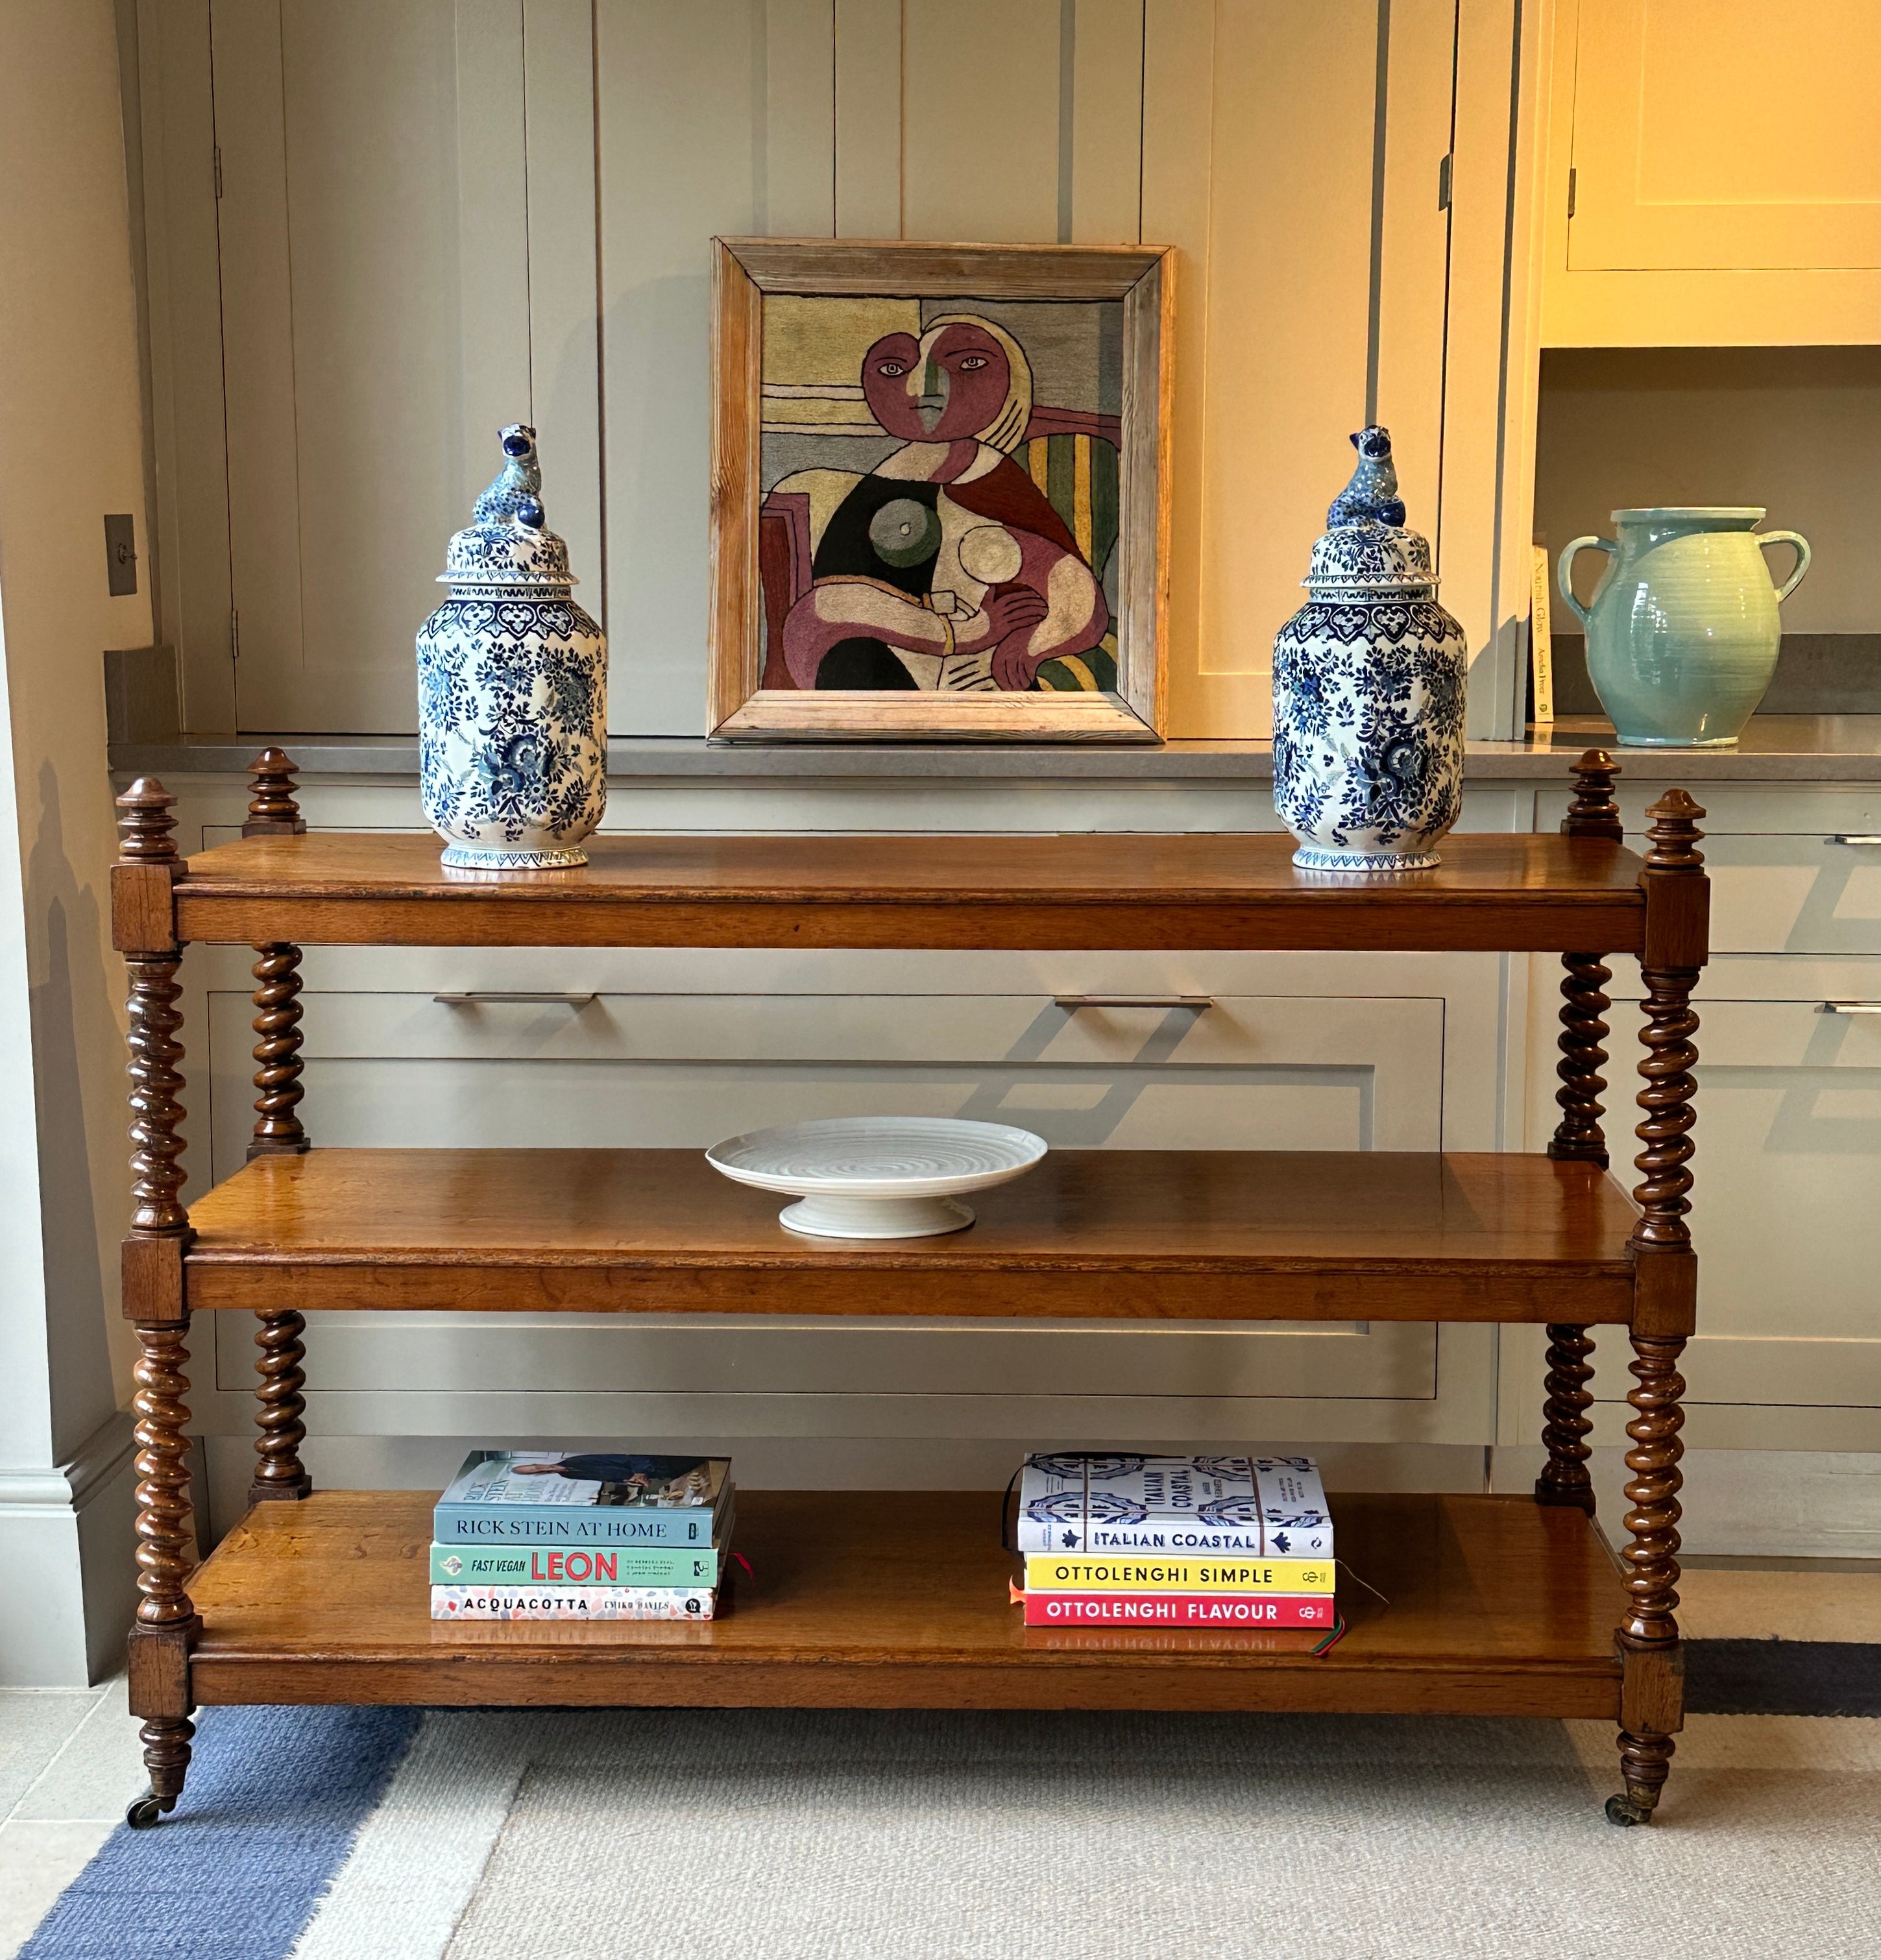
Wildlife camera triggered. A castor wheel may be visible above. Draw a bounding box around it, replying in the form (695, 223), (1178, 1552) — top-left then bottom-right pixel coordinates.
(125, 1790), (169, 1830)
(1605, 1793), (1652, 1828)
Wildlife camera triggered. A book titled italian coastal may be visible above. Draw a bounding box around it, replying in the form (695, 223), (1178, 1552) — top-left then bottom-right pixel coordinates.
(1015, 1453), (1333, 1556)
(433, 1451), (731, 1545)
(1021, 1591), (1336, 1628)
(431, 1585), (718, 1621)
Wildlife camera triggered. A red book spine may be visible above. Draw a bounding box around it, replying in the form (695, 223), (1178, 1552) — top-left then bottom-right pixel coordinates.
(1021, 1591), (1336, 1628)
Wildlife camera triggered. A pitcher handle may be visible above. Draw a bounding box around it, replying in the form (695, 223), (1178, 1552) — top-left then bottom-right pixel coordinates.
(1557, 536), (1615, 627)
(1760, 530), (1812, 603)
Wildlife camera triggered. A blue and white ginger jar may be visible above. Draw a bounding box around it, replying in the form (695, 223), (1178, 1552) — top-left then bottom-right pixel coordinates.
(1272, 426), (1468, 872)
(418, 424), (607, 869)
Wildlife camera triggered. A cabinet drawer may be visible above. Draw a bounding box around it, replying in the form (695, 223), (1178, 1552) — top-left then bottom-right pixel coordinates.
(205, 990), (1446, 1181)
(1676, 996), (1881, 1409)
(203, 986), (1448, 1416)
(1537, 786), (1881, 954)
(1674, 834), (1881, 956)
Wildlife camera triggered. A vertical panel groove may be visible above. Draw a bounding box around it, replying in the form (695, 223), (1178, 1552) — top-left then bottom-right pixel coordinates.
(1433, 0), (1461, 567)
(519, 8), (535, 417)
(590, 0), (606, 628)
(1135, 0), (1146, 242)
(1058, 0), (1076, 243)
(1365, 0), (1391, 424)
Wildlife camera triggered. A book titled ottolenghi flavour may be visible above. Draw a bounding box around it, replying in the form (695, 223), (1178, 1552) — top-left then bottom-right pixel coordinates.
(433, 1451), (731, 1545)
(1015, 1454), (1332, 1556)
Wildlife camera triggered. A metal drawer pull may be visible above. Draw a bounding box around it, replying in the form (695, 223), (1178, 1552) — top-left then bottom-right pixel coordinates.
(433, 991), (598, 1007)
(1818, 1002), (1881, 1015)
(1053, 994), (1214, 1010)
(1826, 836), (1881, 847)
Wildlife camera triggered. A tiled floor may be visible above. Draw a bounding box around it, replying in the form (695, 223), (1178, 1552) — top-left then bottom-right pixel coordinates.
(1677, 1562), (1881, 1642)
(0, 1678), (151, 1960)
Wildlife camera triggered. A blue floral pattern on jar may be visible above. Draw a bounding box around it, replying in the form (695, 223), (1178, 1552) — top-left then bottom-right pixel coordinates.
(1272, 428), (1468, 873)
(417, 426), (607, 870)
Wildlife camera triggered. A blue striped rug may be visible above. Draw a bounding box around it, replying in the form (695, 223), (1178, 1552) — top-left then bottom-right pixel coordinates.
(18, 1706), (418, 1960)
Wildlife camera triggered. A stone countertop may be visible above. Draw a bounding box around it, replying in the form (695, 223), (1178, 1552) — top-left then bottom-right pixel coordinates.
(108, 716), (1881, 784)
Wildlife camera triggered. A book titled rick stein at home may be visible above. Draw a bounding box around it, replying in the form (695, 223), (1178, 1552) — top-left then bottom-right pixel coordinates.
(433, 1451), (732, 1544)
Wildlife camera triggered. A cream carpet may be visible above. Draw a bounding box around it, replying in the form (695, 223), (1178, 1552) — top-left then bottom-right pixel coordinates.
(419, 1709), (1881, 1960)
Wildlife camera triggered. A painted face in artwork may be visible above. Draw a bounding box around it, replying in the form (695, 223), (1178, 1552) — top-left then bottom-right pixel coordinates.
(862, 322), (1012, 442)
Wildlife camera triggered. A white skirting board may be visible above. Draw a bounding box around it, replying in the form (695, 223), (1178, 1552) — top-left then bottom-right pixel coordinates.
(0, 1413), (139, 1685)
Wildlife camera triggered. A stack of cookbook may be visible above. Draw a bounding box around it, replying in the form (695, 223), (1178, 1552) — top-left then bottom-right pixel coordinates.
(1011, 1453), (1337, 1628)
(429, 1450), (734, 1621)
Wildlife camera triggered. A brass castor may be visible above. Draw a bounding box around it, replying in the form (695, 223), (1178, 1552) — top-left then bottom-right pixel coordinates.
(125, 1790), (169, 1830)
(1605, 1793), (1653, 1827)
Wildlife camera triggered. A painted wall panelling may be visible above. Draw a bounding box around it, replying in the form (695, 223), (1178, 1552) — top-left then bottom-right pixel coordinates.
(1440, 0), (1547, 740)
(133, 0), (234, 734)
(1145, 1), (1473, 739)
(138, 1), (1544, 739)
(1541, 0), (1881, 346)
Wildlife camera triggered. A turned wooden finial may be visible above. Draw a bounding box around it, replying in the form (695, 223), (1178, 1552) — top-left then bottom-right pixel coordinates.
(116, 778), (178, 864)
(1562, 749), (1624, 842)
(1641, 788), (1706, 873)
(243, 748), (306, 837)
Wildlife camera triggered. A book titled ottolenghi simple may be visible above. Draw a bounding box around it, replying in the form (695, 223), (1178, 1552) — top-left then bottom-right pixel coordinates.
(433, 1451), (731, 1545)
(1015, 1453), (1333, 1556)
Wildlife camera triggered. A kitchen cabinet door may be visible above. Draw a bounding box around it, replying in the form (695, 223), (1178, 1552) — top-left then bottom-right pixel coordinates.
(171, 0), (600, 731)
(1543, 0), (1881, 345)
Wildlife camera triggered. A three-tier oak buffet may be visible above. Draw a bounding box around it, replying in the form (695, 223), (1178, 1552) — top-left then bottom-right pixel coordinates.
(110, 749), (1706, 1830)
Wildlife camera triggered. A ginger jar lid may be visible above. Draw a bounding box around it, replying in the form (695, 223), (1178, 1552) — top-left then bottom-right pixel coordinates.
(441, 424), (577, 588)
(1303, 426), (1437, 595)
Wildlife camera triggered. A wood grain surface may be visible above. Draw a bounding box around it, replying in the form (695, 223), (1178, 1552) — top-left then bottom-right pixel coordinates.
(165, 830), (1649, 953)
(717, 239), (1168, 299)
(180, 1147), (1643, 1322)
(187, 1489), (1625, 1717)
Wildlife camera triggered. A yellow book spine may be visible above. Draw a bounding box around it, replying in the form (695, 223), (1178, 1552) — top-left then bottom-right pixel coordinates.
(1023, 1554), (1336, 1595)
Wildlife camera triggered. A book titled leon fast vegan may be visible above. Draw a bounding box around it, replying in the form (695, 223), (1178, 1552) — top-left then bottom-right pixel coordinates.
(433, 1451), (731, 1545)
(428, 1540), (723, 1588)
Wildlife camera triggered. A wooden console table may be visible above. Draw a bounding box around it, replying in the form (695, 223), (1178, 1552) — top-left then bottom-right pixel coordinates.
(110, 749), (1706, 1830)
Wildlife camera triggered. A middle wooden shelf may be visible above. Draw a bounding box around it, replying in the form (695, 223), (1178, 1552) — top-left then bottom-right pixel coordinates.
(182, 1147), (1644, 1323)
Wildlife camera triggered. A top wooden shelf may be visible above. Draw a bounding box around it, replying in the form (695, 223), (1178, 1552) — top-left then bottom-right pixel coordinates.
(119, 829), (1653, 954)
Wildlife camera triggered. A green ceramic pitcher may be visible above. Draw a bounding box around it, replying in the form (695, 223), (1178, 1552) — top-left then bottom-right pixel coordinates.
(1557, 508), (1810, 747)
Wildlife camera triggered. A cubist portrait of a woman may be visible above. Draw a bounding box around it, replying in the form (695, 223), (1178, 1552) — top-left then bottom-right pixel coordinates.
(756, 296), (1124, 696)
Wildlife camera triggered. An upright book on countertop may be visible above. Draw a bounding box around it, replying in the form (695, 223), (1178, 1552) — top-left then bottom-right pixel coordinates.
(433, 1451), (732, 1545)
(1014, 1454), (1332, 1556)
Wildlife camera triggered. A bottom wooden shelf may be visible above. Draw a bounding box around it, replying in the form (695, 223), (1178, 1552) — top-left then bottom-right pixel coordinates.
(186, 1490), (1625, 1720)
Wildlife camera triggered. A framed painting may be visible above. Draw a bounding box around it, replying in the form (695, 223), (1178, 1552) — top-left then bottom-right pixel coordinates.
(709, 239), (1174, 742)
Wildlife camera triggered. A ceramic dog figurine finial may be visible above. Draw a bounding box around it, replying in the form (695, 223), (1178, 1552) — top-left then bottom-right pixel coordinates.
(1326, 425), (1406, 529)
(472, 422), (546, 530)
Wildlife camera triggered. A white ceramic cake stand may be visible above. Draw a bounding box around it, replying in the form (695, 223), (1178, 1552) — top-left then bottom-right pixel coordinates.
(705, 1117), (1048, 1239)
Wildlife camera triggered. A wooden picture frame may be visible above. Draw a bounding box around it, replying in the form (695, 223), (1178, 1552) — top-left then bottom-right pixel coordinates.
(709, 239), (1174, 742)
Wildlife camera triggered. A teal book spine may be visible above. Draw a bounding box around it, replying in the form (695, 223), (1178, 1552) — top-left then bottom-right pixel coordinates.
(431, 1504), (722, 1546)
(429, 1542), (720, 1587)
